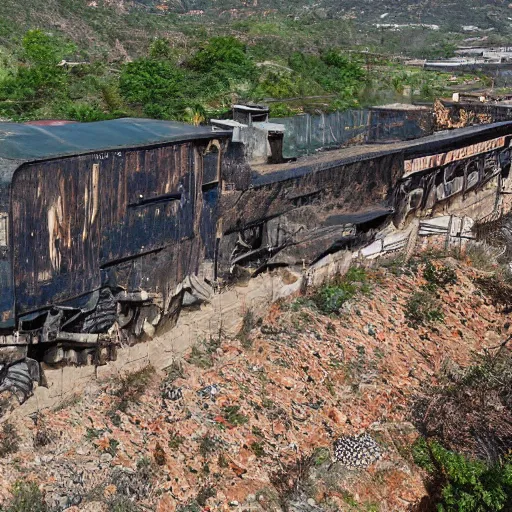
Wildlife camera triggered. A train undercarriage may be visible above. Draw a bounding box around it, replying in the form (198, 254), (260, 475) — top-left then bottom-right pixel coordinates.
(0, 276), (214, 408)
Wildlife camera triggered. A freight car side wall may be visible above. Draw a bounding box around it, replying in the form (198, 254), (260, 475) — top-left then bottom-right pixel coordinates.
(12, 157), (102, 314)
(217, 152), (403, 274)
(10, 140), (222, 317)
(220, 152), (403, 235)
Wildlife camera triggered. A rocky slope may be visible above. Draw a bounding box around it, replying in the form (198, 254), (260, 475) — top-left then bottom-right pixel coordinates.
(0, 252), (508, 511)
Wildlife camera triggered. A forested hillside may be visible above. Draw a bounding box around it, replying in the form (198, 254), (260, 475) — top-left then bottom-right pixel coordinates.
(0, 0), (500, 122)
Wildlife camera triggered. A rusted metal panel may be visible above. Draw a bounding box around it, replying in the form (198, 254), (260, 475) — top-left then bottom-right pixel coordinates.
(10, 138), (224, 317)
(12, 158), (102, 313)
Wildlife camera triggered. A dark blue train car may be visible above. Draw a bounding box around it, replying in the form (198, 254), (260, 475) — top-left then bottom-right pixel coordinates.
(0, 119), (230, 399)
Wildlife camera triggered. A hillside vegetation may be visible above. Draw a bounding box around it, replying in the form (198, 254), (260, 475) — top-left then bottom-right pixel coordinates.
(0, 0), (502, 123)
(0, 0), (501, 121)
(0, 25), (484, 123)
(1, 0), (511, 56)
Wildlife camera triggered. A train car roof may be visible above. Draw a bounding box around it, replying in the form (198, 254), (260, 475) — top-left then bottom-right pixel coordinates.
(251, 120), (512, 187)
(0, 118), (230, 162)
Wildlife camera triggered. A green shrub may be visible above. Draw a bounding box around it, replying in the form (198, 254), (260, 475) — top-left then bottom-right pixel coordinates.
(0, 30), (74, 116)
(188, 36), (257, 80)
(2, 481), (48, 512)
(423, 261), (457, 291)
(250, 441), (265, 458)
(119, 58), (190, 118)
(187, 336), (221, 368)
(64, 102), (114, 122)
(413, 438), (512, 512)
(405, 291), (444, 326)
(267, 103), (297, 117)
(149, 38), (173, 60)
(222, 405), (248, 426)
(168, 432), (185, 449)
(313, 267), (370, 314)
(111, 365), (154, 414)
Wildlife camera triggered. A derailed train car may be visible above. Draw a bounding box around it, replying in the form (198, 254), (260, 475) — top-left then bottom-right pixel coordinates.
(0, 119), (231, 400)
(217, 121), (512, 275)
(0, 117), (511, 403)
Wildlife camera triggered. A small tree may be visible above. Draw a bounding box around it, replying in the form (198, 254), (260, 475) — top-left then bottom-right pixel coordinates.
(188, 36), (257, 80)
(0, 30), (75, 114)
(119, 58), (188, 118)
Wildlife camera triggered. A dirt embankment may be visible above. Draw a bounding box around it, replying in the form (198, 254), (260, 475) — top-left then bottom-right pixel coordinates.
(0, 254), (508, 511)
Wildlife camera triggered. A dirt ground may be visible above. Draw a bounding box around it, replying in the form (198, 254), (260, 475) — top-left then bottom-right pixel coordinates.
(0, 254), (507, 511)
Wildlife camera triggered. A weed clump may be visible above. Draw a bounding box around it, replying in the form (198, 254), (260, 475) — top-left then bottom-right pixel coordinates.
(422, 261), (457, 291)
(405, 291), (444, 327)
(162, 360), (185, 384)
(110, 457), (155, 501)
(238, 309), (256, 349)
(313, 267), (370, 315)
(270, 454), (314, 511)
(0, 422), (20, 457)
(168, 432), (185, 450)
(250, 441), (265, 458)
(187, 336), (221, 369)
(112, 365), (155, 414)
(1, 481), (48, 512)
(33, 425), (54, 448)
(464, 243), (499, 272)
(222, 405), (248, 426)
(474, 270), (512, 312)
(199, 434), (219, 458)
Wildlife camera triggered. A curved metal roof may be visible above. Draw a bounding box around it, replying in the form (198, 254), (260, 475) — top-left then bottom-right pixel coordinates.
(0, 117), (229, 162)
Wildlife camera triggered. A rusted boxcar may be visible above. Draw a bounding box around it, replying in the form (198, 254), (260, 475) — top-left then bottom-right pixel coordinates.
(0, 119), (229, 399)
(1, 115), (512, 405)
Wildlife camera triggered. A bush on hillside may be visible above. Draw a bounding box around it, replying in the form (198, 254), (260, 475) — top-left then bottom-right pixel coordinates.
(313, 267), (370, 314)
(413, 345), (512, 463)
(0, 481), (48, 512)
(188, 36), (257, 81)
(405, 290), (444, 327)
(413, 438), (512, 512)
(412, 345), (512, 511)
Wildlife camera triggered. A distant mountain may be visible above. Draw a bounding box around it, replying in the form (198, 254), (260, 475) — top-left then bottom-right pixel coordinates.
(0, 0), (510, 59)
(133, 0), (511, 29)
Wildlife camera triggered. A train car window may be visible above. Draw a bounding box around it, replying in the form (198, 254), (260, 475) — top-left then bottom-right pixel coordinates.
(203, 142), (220, 189)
